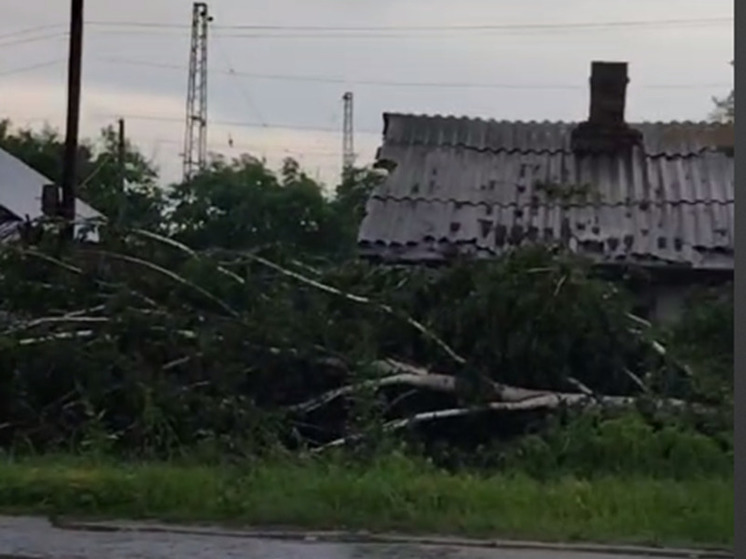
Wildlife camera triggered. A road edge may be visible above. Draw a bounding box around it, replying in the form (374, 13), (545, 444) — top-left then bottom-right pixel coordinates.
(51, 516), (734, 558)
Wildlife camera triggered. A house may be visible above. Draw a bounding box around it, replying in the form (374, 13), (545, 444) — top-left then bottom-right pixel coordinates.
(358, 61), (734, 323)
(0, 147), (101, 242)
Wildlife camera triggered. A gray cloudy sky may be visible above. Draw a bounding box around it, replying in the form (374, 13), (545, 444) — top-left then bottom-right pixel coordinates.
(1, 0), (734, 189)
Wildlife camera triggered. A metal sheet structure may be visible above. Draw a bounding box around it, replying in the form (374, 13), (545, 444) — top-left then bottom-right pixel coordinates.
(0, 218), (21, 243)
(0, 147), (102, 243)
(359, 114), (734, 270)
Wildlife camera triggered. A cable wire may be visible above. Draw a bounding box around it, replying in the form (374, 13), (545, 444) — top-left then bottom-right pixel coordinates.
(212, 16), (734, 32)
(79, 153), (113, 189)
(93, 113), (377, 135)
(0, 59), (65, 77)
(85, 16), (732, 32)
(212, 33), (268, 127)
(156, 137), (341, 156)
(0, 32), (68, 48)
(0, 23), (66, 41)
(99, 57), (732, 91)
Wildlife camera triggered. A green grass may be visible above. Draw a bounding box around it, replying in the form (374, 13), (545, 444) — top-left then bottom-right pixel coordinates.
(0, 453), (733, 549)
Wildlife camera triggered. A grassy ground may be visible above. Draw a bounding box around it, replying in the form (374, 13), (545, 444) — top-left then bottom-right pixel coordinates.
(0, 453), (733, 549)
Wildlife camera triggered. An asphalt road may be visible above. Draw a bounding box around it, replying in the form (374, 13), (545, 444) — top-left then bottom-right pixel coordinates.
(0, 517), (718, 559)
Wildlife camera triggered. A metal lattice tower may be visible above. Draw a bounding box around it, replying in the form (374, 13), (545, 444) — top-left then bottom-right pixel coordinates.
(183, 2), (210, 182)
(342, 91), (355, 179)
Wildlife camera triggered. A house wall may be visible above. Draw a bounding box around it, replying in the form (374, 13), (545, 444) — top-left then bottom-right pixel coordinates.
(649, 283), (689, 325)
(644, 272), (732, 325)
(593, 264), (731, 326)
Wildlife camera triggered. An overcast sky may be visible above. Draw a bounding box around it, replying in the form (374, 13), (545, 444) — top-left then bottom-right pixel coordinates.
(1, 0), (734, 190)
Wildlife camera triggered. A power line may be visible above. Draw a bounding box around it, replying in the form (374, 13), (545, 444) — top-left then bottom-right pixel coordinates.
(86, 20), (186, 29)
(84, 16), (732, 32)
(86, 27), (732, 41)
(87, 29), (189, 38)
(80, 16), (735, 42)
(0, 32), (68, 48)
(79, 153), (113, 189)
(99, 56), (732, 91)
(2, 113), (354, 158)
(0, 59), (65, 77)
(212, 33), (267, 127)
(155, 137), (341, 156)
(213, 31), (724, 41)
(0, 23), (66, 41)
(94, 112), (383, 134)
(215, 17), (734, 32)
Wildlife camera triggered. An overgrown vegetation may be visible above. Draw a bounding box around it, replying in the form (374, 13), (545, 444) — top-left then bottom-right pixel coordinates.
(0, 231), (731, 467)
(710, 61), (734, 124)
(0, 118), (733, 545)
(0, 455), (733, 547)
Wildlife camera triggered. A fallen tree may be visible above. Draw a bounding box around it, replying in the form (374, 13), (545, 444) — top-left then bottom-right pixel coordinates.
(0, 222), (732, 458)
(290, 358), (693, 415)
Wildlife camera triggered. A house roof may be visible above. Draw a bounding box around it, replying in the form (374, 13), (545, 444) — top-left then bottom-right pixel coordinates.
(358, 113), (734, 271)
(378, 114), (734, 156)
(0, 147), (102, 241)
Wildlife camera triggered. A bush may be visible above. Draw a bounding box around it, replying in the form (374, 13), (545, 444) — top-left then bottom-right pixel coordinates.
(501, 410), (732, 479)
(0, 229), (732, 473)
(663, 285), (733, 405)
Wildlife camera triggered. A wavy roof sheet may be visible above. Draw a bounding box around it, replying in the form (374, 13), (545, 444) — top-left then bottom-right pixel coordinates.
(359, 114), (734, 270)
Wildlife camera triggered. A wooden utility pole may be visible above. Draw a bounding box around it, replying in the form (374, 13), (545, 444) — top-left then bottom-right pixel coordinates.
(60, 0), (84, 238)
(117, 118), (126, 225)
(341, 91), (354, 182)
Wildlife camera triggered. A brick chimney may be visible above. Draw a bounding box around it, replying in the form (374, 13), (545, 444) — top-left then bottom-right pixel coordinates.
(571, 61), (642, 154)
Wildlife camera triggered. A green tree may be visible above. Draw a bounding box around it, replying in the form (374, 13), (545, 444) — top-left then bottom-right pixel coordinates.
(1, 118), (381, 254)
(78, 125), (165, 230)
(710, 61), (734, 123)
(331, 165), (385, 254)
(0, 119), (91, 182)
(711, 91), (734, 123)
(0, 119), (165, 230)
(168, 154), (351, 256)
(334, 166), (384, 224)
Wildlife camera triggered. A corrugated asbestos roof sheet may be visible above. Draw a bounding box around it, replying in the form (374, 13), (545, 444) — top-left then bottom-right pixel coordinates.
(359, 114), (734, 270)
(379, 114), (735, 156)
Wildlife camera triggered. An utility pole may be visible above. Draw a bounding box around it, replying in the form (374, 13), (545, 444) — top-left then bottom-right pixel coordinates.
(183, 2), (211, 183)
(60, 0), (84, 238)
(342, 91), (355, 182)
(117, 118), (126, 226)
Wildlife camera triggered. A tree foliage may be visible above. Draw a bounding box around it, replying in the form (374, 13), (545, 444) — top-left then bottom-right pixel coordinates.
(711, 91), (734, 123)
(0, 119), (380, 256)
(168, 154), (354, 257)
(710, 61), (734, 123)
(0, 118), (732, 474)
(0, 227), (724, 459)
(333, 165), (384, 223)
(0, 120), (165, 230)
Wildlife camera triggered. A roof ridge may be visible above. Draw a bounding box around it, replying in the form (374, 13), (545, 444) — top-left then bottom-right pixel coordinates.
(379, 142), (726, 158)
(369, 195), (735, 208)
(381, 112), (729, 127)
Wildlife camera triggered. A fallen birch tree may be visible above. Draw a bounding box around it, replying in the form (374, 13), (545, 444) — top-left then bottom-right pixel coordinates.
(311, 360), (704, 452)
(292, 358), (696, 422)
